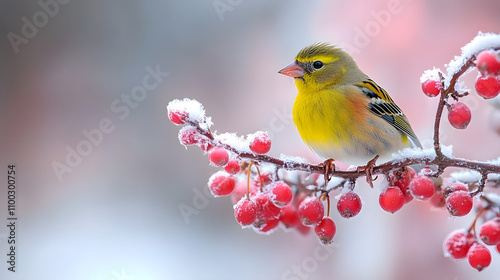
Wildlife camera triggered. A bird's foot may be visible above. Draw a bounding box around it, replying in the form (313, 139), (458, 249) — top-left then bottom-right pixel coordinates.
(357, 155), (379, 188)
(319, 158), (336, 188)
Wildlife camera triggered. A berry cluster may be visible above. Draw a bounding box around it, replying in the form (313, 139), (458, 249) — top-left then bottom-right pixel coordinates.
(444, 203), (500, 271)
(422, 49), (500, 131)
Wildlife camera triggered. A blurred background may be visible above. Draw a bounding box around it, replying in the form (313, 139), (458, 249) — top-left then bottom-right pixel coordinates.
(1, 0), (500, 279)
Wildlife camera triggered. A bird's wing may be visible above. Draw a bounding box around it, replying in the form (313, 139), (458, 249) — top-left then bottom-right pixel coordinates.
(356, 79), (422, 148)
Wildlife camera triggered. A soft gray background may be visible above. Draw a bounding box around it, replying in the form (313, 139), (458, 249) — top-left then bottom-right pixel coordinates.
(1, 1), (500, 279)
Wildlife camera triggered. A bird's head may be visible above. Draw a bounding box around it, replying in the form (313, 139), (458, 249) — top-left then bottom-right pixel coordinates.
(279, 43), (364, 92)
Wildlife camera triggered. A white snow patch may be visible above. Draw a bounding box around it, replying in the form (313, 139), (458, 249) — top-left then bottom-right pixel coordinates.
(390, 145), (453, 163)
(450, 170), (482, 184)
(167, 98), (206, 123)
(316, 175), (344, 190)
(215, 132), (251, 153)
(279, 154), (308, 165)
(420, 67), (442, 83)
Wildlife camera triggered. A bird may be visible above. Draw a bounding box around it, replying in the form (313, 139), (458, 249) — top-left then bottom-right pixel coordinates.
(278, 42), (421, 166)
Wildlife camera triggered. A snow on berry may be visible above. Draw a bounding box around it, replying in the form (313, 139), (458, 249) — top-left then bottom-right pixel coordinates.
(208, 171), (235, 197)
(337, 191), (362, 218)
(379, 186), (405, 213)
(208, 147), (229, 167)
(475, 75), (500, 99)
(467, 243), (492, 271)
(446, 190), (473, 216)
(249, 131), (271, 154)
(167, 98), (209, 128)
(234, 198), (258, 226)
(314, 217), (336, 244)
(270, 181), (293, 207)
(448, 102), (471, 129)
(422, 79), (442, 97)
(298, 197), (324, 227)
(446, 32), (500, 87)
(224, 159), (241, 174)
(409, 175), (435, 201)
(178, 126), (200, 146)
(444, 230), (476, 259)
(476, 49), (500, 76)
(444, 182), (468, 195)
(479, 218), (500, 245)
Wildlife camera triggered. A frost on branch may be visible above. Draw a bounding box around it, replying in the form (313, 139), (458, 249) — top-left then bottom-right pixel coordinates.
(168, 32), (500, 271)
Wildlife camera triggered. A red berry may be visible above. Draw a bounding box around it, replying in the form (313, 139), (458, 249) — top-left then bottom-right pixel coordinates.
(178, 126), (200, 146)
(446, 190), (473, 216)
(409, 175), (435, 201)
(270, 181), (293, 207)
(448, 102), (471, 129)
(280, 204), (300, 228)
(249, 131), (271, 154)
(390, 167), (416, 203)
(468, 243), (492, 271)
(337, 191), (362, 218)
(208, 171), (235, 197)
(298, 197), (324, 226)
(234, 198), (258, 226)
(257, 218), (280, 233)
(314, 217), (336, 244)
(444, 182), (468, 195)
(168, 109), (188, 125)
(208, 147), (229, 167)
(444, 230), (475, 259)
(379, 186), (405, 213)
(430, 191), (445, 208)
(224, 159), (241, 174)
(422, 79), (442, 97)
(496, 243), (500, 254)
(479, 218), (500, 245)
(476, 50), (500, 76)
(254, 193), (282, 220)
(475, 76), (500, 99)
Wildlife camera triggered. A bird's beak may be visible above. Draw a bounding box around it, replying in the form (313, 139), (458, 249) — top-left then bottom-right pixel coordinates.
(278, 61), (304, 78)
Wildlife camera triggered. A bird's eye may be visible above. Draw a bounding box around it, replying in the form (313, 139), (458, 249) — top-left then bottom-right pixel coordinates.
(312, 61), (324, 69)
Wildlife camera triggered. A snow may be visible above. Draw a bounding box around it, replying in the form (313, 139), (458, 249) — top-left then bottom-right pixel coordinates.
(279, 154), (308, 164)
(390, 145), (453, 163)
(444, 32), (500, 87)
(450, 169), (482, 184)
(167, 98), (212, 130)
(420, 67), (441, 83)
(214, 132), (251, 153)
(315, 175), (344, 190)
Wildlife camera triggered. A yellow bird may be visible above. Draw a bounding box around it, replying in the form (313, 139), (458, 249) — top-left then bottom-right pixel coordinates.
(279, 42), (421, 165)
